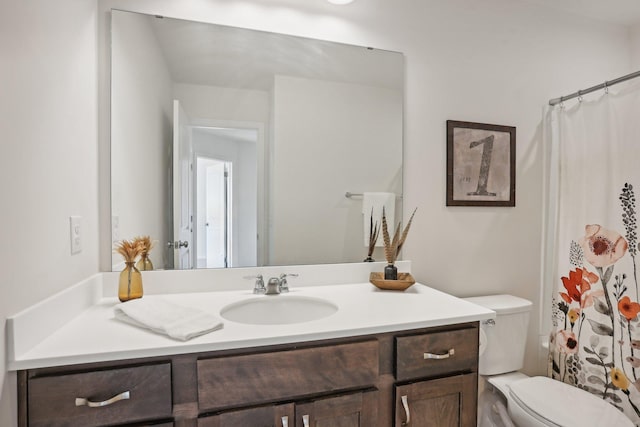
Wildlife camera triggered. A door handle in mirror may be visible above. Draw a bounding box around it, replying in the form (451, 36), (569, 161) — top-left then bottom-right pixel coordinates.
(167, 240), (189, 249)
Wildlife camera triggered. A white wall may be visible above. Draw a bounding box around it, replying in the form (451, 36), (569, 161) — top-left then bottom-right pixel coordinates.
(0, 0), (99, 424)
(270, 75), (402, 265)
(111, 10), (173, 269)
(0, 0), (634, 425)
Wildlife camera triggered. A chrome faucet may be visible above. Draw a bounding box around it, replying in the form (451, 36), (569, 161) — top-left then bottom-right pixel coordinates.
(279, 273), (298, 293)
(265, 277), (281, 295)
(263, 273), (299, 295)
(244, 274), (265, 294)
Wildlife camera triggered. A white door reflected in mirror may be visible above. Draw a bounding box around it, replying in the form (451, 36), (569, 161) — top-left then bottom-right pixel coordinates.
(173, 100), (193, 270)
(197, 157), (231, 268)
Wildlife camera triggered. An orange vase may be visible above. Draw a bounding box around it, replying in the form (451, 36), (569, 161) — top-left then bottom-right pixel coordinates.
(136, 254), (153, 271)
(118, 262), (143, 302)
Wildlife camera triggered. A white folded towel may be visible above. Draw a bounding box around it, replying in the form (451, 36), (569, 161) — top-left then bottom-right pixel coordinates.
(114, 297), (223, 341)
(362, 192), (395, 246)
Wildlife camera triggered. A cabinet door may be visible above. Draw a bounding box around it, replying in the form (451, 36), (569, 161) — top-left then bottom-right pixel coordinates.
(198, 403), (294, 427)
(295, 390), (378, 427)
(394, 373), (477, 427)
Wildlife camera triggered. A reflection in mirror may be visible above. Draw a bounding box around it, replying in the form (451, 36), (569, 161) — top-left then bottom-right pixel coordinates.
(110, 10), (404, 271)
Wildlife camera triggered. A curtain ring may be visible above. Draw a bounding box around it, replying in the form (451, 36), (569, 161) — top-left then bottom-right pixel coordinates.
(577, 90), (583, 103)
(604, 81), (609, 94)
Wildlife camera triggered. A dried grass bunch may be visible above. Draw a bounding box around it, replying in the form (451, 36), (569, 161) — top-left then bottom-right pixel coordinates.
(114, 239), (144, 264)
(133, 235), (155, 257)
(382, 207), (417, 264)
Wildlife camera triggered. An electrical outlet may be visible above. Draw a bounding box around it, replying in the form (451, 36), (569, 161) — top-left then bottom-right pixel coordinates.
(70, 216), (82, 254)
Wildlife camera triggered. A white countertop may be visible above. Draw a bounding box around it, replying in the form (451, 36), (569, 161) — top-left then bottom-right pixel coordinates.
(8, 280), (494, 370)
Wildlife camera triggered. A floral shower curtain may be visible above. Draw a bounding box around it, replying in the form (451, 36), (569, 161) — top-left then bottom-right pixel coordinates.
(548, 80), (640, 424)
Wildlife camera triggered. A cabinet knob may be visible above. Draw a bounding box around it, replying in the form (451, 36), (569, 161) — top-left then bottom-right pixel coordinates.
(302, 414), (310, 427)
(423, 348), (455, 360)
(401, 395), (411, 425)
(75, 390), (130, 407)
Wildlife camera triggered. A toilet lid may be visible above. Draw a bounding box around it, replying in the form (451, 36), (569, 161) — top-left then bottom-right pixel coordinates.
(508, 376), (634, 427)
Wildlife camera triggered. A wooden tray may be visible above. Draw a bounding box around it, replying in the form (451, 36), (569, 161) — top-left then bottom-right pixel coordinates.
(369, 272), (415, 291)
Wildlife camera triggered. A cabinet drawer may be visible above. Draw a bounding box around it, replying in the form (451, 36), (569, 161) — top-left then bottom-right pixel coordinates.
(197, 340), (378, 412)
(28, 363), (172, 427)
(395, 326), (477, 381)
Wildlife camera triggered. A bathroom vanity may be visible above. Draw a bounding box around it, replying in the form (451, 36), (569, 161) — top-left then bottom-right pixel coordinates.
(8, 265), (493, 427)
(20, 322), (479, 427)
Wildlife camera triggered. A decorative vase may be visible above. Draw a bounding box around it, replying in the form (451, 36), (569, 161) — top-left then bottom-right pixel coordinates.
(136, 254), (153, 271)
(118, 262), (143, 302)
(384, 263), (398, 280)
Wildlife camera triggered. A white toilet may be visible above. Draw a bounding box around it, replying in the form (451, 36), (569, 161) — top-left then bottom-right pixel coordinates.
(465, 294), (634, 427)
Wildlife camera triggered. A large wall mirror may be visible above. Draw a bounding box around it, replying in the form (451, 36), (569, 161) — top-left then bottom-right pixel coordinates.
(110, 9), (404, 271)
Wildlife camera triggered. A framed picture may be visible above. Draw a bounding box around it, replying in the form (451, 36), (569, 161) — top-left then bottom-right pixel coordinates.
(446, 120), (516, 207)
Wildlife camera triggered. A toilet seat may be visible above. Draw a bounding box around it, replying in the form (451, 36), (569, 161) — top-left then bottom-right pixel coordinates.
(508, 376), (634, 427)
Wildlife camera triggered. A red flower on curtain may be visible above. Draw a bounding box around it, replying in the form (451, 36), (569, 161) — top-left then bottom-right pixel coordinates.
(619, 296), (640, 321)
(560, 267), (599, 306)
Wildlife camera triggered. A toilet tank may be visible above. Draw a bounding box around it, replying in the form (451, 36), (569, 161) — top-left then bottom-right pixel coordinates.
(464, 294), (532, 376)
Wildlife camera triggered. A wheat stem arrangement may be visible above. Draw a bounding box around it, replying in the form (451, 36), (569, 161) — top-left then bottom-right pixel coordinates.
(133, 235), (155, 258)
(114, 239), (144, 264)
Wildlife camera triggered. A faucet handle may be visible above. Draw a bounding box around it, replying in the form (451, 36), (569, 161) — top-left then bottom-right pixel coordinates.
(278, 273), (298, 293)
(244, 274), (265, 294)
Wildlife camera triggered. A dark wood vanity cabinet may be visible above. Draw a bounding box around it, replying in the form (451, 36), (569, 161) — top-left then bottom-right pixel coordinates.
(18, 323), (478, 427)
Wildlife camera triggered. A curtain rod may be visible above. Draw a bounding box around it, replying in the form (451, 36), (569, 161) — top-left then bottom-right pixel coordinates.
(548, 70), (640, 106)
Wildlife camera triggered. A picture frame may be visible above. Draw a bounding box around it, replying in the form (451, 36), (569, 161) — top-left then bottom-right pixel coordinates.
(446, 120), (516, 207)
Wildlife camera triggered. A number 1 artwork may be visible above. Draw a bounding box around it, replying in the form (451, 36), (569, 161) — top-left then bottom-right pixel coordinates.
(446, 120), (516, 207)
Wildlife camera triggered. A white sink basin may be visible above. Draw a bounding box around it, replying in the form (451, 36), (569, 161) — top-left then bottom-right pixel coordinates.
(220, 295), (338, 325)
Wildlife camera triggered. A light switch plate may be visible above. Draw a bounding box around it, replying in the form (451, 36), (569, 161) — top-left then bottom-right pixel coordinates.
(70, 216), (82, 254)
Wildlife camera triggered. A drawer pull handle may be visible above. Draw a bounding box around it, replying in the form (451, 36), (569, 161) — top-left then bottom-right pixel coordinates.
(302, 414), (310, 427)
(401, 395), (411, 425)
(75, 391), (130, 408)
(281, 416), (289, 427)
(424, 348), (455, 360)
